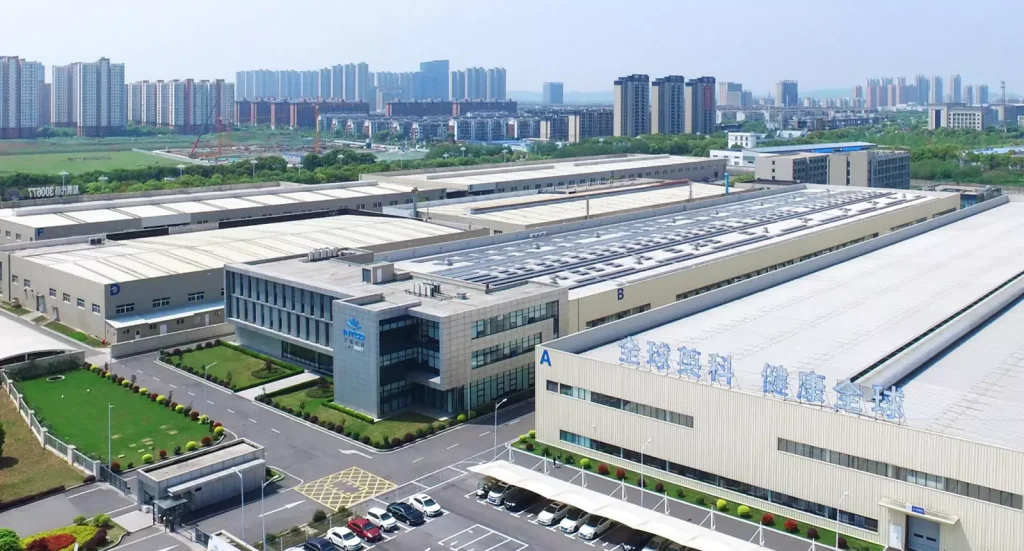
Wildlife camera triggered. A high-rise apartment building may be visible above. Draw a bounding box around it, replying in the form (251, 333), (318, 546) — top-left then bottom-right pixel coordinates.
(929, 76), (944, 104)
(486, 68), (507, 101)
(51, 57), (125, 136)
(39, 82), (50, 128)
(651, 75), (685, 135)
(355, 62), (371, 102)
(419, 60), (449, 100)
(318, 68), (332, 99)
(343, 64), (357, 100)
(964, 85), (975, 107)
(684, 76), (716, 135)
(852, 85), (864, 101)
(465, 67), (487, 101)
(137, 78), (232, 132)
(612, 74), (650, 137)
(0, 56), (45, 138)
(978, 84), (989, 105)
(914, 75), (930, 105)
(775, 80), (798, 107)
(567, 109), (614, 144)
(718, 82), (744, 107)
(126, 80), (157, 125)
(948, 74), (962, 104)
(451, 71), (467, 100)
(543, 82), (564, 105)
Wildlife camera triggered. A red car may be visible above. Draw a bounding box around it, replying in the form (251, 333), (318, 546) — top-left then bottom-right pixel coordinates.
(347, 518), (383, 542)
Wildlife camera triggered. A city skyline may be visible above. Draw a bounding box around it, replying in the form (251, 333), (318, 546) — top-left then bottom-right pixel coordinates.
(7, 0), (1019, 95)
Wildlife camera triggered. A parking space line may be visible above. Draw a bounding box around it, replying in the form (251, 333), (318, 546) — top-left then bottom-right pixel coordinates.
(152, 376), (160, 382)
(248, 418), (258, 423)
(453, 532), (493, 550)
(271, 428), (281, 434)
(481, 537), (513, 551)
(226, 409), (235, 414)
(478, 430), (491, 437)
(168, 383), (177, 389)
(412, 457), (424, 463)
(446, 443), (459, 450)
(207, 400), (214, 405)
(188, 391), (195, 396)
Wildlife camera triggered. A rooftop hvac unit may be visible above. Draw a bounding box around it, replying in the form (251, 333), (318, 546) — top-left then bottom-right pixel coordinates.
(456, 292), (468, 300)
(88, 237), (104, 246)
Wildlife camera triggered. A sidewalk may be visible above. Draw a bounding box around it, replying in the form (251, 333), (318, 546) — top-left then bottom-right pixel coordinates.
(236, 372), (319, 400)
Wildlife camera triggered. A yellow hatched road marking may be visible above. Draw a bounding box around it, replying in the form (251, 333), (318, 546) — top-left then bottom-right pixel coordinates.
(295, 467), (396, 510)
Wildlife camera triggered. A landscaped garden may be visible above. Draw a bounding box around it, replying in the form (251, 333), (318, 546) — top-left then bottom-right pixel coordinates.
(0, 300), (30, 316)
(44, 321), (105, 347)
(161, 342), (302, 391)
(2, 512), (126, 551)
(15, 367), (217, 470)
(258, 377), (440, 449)
(512, 434), (882, 551)
(0, 393), (85, 505)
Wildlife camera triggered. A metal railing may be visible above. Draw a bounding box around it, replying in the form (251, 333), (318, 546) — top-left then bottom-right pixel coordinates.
(100, 466), (132, 495)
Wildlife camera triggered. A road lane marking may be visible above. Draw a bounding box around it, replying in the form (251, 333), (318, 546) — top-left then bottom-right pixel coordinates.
(207, 400), (214, 405)
(446, 444), (459, 450)
(259, 500), (305, 518)
(412, 457), (424, 463)
(188, 392), (195, 396)
(168, 384), (177, 389)
(272, 428), (281, 434)
(248, 418), (257, 423)
(506, 419), (520, 425)
(136, 369), (143, 374)
(68, 486), (108, 498)
(478, 431), (490, 437)
(152, 377), (160, 382)
(339, 448), (373, 459)
(226, 409), (235, 414)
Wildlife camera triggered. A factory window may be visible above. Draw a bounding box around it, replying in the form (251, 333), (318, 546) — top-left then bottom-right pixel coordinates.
(546, 380), (559, 393)
(585, 304), (651, 329)
(472, 301), (559, 339)
(548, 379), (693, 428)
(15, 233), (21, 241)
(4, 231), (8, 238)
(22, 279), (31, 288)
(176, 319), (185, 325)
(559, 429), (877, 533)
(62, 293), (70, 303)
(115, 303), (135, 315)
(471, 333), (542, 370)
(187, 291), (205, 303)
(91, 304), (100, 314)
(48, 288), (56, 298)
(153, 297), (170, 308)
(779, 438), (1023, 510)
(76, 298), (84, 308)
(11, 275), (17, 284)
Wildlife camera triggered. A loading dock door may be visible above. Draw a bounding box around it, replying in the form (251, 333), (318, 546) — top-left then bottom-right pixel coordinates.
(160, 324), (168, 335)
(907, 516), (940, 551)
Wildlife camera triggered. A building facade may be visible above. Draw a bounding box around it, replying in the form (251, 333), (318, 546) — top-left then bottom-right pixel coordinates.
(755, 149), (911, 189)
(775, 80), (798, 107)
(51, 57), (125, 136)
(543, 82), (564, 105)
(567, 109), (614, 144)
(0, 56), (44, 138)
(419, 60), (449, 101)
(613, 74), (650, 137)
(927, 104), (993, 131)
(684, 77), (716, 135)
(651, 76), (685, 135)
(451, 71), (467, 101)
(929, 76), (944, 105)
(948, 74), (962, 103)
(486, 68), (507, 101)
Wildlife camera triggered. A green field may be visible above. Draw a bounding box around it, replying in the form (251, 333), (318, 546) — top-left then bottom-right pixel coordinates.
(0, 151), (182, 175)
(16, 369), (211, 464)
(0, 391), (84, 502)
(166, 344), (301, 391)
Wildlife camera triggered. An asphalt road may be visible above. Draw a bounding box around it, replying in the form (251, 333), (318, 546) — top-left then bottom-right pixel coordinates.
(0, 484), (136, 535)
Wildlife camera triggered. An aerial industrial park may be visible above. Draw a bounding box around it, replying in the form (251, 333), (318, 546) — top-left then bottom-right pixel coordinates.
(1, 4), (1024, 551)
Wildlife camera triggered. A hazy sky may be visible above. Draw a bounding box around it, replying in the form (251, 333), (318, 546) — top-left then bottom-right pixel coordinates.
(7, 0), (1018, 95)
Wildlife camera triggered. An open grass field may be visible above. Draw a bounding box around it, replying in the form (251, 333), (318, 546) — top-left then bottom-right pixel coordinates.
(167, 345), (300, 390)
(0, 150), (182, 176)
(15, 369), (211, 464)
(0, 390), (84, 502)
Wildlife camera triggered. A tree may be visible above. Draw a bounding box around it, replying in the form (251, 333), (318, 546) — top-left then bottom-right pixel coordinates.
(0, 528), (22, 551)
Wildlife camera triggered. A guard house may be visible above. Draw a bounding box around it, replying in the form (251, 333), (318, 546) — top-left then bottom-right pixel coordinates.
(135, 439), (265, 524)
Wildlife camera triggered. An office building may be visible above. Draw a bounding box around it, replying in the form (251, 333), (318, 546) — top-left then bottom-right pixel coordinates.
(914, 75), (929, 105)
(536, 198), (1024, 551)
(718, 82), (744, 107)
(543, 82), (564, 105)
(775, 80), (798, 107)
(451, 71), (467, 100)
(567, 109), (614, 144)
(978, 84), (989, 105)
(486, 68), (507, 101)
(929, 76), (944, 104)
(0, 56), (44, 138)
(684, 76), (716, 135)
(712, 141), (875, 169)
(964, 85), (975, 107)
(651, 76), (685, 135)
(228, 183), (956, 419)
(755, 148), (910, 189)
(419, 60), (449, 100)
(613, 74), (650, 137)
(50, 57), (125, 136)
(948, 74), (962, 103)
(927, 104), (994, 130)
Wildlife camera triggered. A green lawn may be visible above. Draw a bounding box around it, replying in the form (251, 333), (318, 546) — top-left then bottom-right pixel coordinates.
(0, 150), (182, 175)
(166, 345), (300, 390)
(270, 384), (435, 444)
(45, 321), (105, 347)
(0, 301), (30, 316)
(513, 438), (883, 551)
(16, 369), (211, 465)
(0, 390), (84, 502)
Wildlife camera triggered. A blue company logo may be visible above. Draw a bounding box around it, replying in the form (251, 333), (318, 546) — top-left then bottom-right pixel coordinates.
(343, 317), (366, 341)
(110, 284), (121, 296)
(539, 350), (551, 366)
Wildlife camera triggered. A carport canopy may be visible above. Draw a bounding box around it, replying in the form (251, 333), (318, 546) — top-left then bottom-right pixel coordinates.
(0, 315), (75, 366)
(469, 461), (765, 551)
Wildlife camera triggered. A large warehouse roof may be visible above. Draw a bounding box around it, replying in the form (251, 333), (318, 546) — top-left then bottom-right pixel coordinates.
(582, 202), (1024, 393)
(401, 187), (946, 299)
(0, 181), (416, 230)
(384, 154), (716, 190)
(16, 216), (462, 284)
(422, 182), (725, 228)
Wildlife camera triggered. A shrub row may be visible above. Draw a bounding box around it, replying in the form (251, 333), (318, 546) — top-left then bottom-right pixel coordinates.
(323, 402), (376, 425)
(158, 341), (305, 391)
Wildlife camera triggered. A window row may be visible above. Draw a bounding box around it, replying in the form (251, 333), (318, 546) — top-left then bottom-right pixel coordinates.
(546, 380), (693, 428)
(585, 304), (651, 330)
(228, 272), (335, 321)
(232, 298), (333, 348)
(472, 301), (558, 339)
(559, 430), (878, 533)
(779, 439), (1023, 510)
(676, 234), (877, 302)
(471, 333), (542, 370)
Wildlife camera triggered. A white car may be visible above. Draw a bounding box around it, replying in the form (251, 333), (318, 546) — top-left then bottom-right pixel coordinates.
(487, 481), (511, 505)
(536, 501), (570, 526)
(409, 493), (442, 516)
(558, 509), (589, 533)
(365, 507), (398, 531)
(643, 536), (668, 551)
(664, 544), (684, 551)
(578, 515), (613, 540)
(326, 527), (363, 551)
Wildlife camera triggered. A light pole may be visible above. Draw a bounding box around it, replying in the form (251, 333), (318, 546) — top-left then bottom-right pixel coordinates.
(493, 398), (507, 460)
(442, 152), (450, 162)
(107, 404), (114, 469)
(98, 176), (108, 185)
(59, 171), (69, 186)
(204, 362), (217, 409)
(176, 164), (185, 178)
(835, 491), (849, 551)
(235, 470), (245, 543)
(250, 159), (258, 180)
(639, 438), (652, 508)
(460, 146), (466, 158)
(260, 476), (271, 548)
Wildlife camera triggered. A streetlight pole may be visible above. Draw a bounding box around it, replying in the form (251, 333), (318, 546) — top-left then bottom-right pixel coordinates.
(250, 159), (258, 180)
(204, 362), (217, 410)
(835, 491), (849, 551)
(640, 438), (652, 508)
(108, 404), (113, 469)
(493, 398), (507, 460)
(59, 171), (69, 186)
(460, 146), (466, 158)
(176, 164), (185, 178)
(235, 470), (245, 543)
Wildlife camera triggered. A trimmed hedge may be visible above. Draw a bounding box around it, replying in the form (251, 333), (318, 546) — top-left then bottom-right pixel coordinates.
(324, 402), (376, 424)
(262, 377), (321, 399)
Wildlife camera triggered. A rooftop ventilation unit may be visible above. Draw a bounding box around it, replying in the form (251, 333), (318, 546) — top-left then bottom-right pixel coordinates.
(456, 292), (469, 300)
(305, 247), (343, 262)
(445, 257), (454, 266)
(88, 237), (105, 246)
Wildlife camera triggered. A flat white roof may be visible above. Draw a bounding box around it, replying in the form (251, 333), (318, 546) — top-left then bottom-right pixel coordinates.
(583, 202), (1024, 390)
(17, 216), (463, 284)
(0, 315), (75, 363)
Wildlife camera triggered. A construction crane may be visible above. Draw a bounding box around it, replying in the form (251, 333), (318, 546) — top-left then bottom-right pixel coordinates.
(189, 94), (221, 158)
